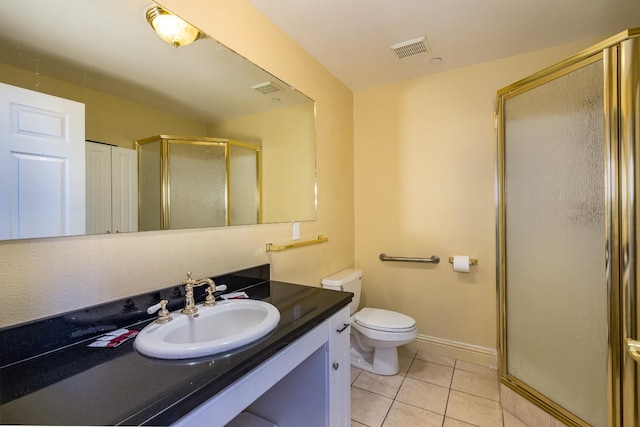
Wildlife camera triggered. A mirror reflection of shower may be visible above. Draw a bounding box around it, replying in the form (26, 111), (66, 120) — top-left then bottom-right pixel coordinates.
(137, 136), (261, 230)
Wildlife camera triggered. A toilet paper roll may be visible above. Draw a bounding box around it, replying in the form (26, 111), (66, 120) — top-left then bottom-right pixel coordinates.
(453, 255), (470, 273)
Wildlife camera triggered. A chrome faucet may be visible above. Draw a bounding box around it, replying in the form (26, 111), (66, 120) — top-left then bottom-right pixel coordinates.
(181, 272), (217, 315)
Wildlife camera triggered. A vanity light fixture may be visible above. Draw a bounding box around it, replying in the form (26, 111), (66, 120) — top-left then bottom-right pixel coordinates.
(145, 5), (201, 48)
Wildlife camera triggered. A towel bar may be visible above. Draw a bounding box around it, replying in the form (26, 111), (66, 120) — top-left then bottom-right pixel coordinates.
(379, 253), (440, 264)
(266, 235), (328, 252)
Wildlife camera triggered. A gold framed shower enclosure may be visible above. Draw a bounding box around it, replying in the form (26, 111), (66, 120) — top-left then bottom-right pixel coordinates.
(136, 135), (262, 230)
(496, 29), (640, 427)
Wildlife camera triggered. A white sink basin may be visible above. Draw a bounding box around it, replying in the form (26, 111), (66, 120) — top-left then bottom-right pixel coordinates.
(134, 300), (280, 359)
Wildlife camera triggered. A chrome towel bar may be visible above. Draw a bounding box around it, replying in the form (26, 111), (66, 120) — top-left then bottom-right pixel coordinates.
(379, 253), (440, 264)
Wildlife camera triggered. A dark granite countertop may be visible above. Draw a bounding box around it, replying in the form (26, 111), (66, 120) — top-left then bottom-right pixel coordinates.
(0, 265), (352, 425)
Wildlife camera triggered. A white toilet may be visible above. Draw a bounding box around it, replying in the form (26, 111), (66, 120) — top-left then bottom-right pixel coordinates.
(321, 269), (417, 375)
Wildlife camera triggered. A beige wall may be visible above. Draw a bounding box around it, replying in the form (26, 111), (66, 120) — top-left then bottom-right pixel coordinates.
(0, 0), (354, 328)
(209, 103), (316, 223)
(0, 63), (207, 148)
(353, 39), (596, 365)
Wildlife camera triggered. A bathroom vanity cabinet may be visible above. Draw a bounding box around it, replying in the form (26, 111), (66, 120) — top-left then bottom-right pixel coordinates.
(0, 265), (353, 426)
(177, 305), (351, 426)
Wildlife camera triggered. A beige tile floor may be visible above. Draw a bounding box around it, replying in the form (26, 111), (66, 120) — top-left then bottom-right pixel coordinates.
(350, 348), (509, 427)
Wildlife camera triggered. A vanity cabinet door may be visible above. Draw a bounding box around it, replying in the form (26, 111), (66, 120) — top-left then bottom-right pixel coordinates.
(329, 336), (350, 426)
(329, 306), (351, 348)
(328, 306), (351, 426)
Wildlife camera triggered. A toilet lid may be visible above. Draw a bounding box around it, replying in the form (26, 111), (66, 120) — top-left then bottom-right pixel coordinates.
(353, 307), (416, 333)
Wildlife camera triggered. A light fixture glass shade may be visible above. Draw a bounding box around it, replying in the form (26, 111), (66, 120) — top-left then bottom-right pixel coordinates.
(145, 6), (201, 48)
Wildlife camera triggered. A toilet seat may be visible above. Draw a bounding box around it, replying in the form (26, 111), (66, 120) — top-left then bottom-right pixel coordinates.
(321, 269), (418, 375)
(353, 307), (416, 333)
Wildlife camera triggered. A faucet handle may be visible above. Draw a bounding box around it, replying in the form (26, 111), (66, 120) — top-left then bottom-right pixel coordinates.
(147, 300), (172, 324)
(203, 284), (228, 306)
(203, 286), (216, 306)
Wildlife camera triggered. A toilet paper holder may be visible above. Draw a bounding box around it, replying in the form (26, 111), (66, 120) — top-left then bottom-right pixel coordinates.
(448, 256), (478, 266)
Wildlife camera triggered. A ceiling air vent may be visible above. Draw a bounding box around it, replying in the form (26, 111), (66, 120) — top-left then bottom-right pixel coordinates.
(251, 81), (283, 95)
(390, 36), (431, 60)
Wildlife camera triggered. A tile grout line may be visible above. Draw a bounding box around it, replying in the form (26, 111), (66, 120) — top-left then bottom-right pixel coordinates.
(441, 358), (458, 426)
(379, 350), (418, 426)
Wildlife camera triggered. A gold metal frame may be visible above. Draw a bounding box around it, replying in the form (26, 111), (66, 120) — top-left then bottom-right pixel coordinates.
(497, 29), (640, 97)
(496, 29), (640, 427)
(223, 140), (230, 226)
(604, 43), (621, 427)
(619, 37), (640, 427)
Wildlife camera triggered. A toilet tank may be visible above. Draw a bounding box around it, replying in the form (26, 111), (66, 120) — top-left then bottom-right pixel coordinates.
(321, 269), (362, 315)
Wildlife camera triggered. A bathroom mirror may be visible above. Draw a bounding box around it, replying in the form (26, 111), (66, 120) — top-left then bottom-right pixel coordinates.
(0, 0), (317, 240)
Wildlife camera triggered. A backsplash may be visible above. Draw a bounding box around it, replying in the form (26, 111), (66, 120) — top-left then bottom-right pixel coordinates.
(0, 264), (270, 367)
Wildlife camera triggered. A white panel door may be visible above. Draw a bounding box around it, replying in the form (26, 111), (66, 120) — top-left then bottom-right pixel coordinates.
(0, 82), (85, 239)
(111, 146), (137, 233)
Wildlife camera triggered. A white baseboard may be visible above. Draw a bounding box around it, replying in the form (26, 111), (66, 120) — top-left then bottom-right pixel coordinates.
(403, 333), (498, 368)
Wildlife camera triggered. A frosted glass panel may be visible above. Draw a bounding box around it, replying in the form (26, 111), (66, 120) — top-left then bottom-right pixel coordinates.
(138, 140), (162, 231)
(229, 144), (259, 226)
(504, 60), (606, 426)
(168, 143), (227, 229)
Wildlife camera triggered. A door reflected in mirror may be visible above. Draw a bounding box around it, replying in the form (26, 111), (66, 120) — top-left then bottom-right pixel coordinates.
(0, 0), (317, 241)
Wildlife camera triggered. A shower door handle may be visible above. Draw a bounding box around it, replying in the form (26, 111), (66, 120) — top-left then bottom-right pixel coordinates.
(625, 338), (640, 363)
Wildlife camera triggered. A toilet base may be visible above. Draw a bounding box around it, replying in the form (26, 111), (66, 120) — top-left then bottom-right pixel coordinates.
(350, 346), (400, 376)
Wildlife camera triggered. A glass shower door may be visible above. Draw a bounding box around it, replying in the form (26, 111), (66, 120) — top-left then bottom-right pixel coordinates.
(499, 56), (608, 426)
(168, 140), (228, 228)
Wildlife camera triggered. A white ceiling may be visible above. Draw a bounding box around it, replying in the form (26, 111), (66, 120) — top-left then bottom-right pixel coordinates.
(0, 0), (311, 123)
(248, 0), (640, 91)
